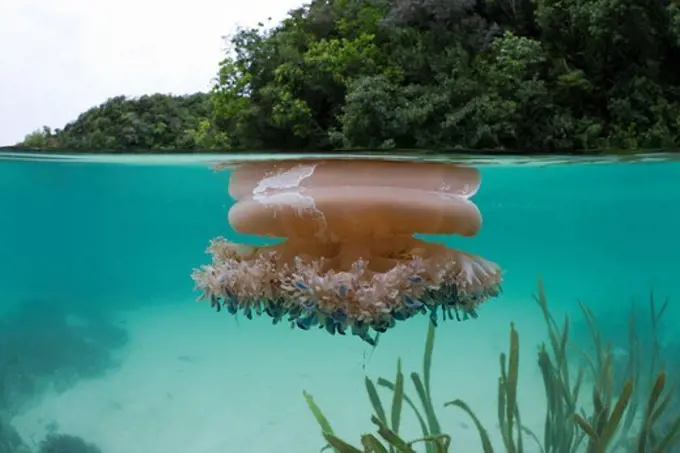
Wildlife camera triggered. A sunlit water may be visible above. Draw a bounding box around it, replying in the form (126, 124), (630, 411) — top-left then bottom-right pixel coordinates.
(1, 151), (679, 453)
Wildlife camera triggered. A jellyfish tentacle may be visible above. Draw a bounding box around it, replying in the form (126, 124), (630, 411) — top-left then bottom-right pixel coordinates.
(192, 235), (502, 342)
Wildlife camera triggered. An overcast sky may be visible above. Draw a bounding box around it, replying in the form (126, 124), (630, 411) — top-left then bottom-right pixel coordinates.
(0, 0), (304, 145)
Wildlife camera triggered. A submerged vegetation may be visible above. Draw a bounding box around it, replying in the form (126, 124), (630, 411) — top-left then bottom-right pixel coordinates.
(37, 434), (103, 453)
(0, 298), (125, 453)
(304, 280), (680, 452)
(0, 298), (128, 416)
(12, 0), (680, 153)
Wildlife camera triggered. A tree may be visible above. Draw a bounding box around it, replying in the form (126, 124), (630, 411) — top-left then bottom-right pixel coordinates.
(209, 0), (680, 153)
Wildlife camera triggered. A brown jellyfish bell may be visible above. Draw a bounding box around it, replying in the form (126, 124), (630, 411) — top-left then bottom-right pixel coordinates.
(191, 158), (502, 345)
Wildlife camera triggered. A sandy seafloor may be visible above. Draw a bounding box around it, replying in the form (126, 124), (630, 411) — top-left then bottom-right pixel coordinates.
(13, 294), (555, 453)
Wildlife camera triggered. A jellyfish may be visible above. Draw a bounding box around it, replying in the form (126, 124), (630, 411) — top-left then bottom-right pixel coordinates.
(191, 158), (502, 345)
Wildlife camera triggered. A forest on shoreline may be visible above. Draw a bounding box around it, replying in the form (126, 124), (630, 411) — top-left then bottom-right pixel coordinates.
(13, 0), (680, 154)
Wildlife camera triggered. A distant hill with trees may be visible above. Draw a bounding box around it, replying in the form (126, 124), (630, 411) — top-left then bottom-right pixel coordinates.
(17, 93), (228, 151)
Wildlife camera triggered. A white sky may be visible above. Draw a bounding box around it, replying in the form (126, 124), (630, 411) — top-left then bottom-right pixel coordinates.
(0, 0), (305, 145)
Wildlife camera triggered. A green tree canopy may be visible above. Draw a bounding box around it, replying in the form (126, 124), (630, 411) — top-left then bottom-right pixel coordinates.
(209, 0), (680, 153)
(16, 93), (228, 151)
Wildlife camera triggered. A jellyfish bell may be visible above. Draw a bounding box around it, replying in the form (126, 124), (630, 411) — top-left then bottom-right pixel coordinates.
(227, 159), (481, 200)
(229, 185), (482, 240)
(192, 158), (502, 345)
(228, 159), (482, 240)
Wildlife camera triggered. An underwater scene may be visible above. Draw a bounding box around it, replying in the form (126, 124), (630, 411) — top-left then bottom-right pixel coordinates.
(1, 152), (680, 453)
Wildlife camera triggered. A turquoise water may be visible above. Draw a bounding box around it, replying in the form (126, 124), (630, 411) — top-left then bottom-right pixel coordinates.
(1, 152), (679, 453)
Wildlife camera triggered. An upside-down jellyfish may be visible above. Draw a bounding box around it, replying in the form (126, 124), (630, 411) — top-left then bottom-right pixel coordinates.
(191, 158), (502, 345)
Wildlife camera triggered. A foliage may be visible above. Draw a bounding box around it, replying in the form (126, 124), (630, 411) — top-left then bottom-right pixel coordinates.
(15, 93), (226, 151)
(303, 280), (680, 452)
(535, 280), (585, 453)
(207, 0), (680, 153)
(303, 322), (453, 453)
(570, 292), (680, 452)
